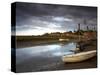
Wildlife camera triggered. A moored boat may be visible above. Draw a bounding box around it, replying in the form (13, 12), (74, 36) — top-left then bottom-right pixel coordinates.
(59, 39), (69, 41)
(62, 50), (96, 63)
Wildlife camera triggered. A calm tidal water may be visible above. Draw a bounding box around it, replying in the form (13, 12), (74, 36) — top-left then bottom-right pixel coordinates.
(14, 41), (97, 72)
(16, 42), (76, 64)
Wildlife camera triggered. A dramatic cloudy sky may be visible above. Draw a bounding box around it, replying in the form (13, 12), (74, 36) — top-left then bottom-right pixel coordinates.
(13, 2), (97, 35)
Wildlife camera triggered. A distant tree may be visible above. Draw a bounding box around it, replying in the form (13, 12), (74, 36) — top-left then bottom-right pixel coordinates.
(68, 31), (72, 33)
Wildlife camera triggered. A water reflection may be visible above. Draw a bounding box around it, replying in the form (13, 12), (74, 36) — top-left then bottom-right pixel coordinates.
(16, 42), (76, 64)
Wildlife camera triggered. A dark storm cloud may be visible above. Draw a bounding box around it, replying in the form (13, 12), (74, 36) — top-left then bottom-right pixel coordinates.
(16, 2), (97, 17)
(15, 2), (97, 35)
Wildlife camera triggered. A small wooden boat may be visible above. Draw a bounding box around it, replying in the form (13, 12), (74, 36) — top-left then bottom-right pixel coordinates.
(62, 50), (96, 63)
(59, 39), (69, 41)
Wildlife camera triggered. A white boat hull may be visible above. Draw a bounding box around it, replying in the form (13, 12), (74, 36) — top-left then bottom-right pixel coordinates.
(59, 39), (69, 41)
(62, 50), (97, 63)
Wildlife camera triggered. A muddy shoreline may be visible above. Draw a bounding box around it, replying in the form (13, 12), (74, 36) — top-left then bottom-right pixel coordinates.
(16, 56), (97, 73)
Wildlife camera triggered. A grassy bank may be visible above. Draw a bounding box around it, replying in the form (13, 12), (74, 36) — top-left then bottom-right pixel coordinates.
(15, 35), (80, 42)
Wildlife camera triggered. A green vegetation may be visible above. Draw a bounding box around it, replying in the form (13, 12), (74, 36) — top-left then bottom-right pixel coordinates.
(15, 31), (97, 42)
(16, 36), (59, 42)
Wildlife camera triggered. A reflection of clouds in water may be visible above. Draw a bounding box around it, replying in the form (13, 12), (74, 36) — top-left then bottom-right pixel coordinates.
(18, 44), (61, 54)
(16, 42), (76, 64)
(52, 51), (74, 56)
(53, 42), (76, 56)
(16, 44), (62, 63)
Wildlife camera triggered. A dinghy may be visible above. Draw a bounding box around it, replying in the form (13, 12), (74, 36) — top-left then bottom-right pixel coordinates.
(59, 39), (69, 41)
(62, 50), (96, 63)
